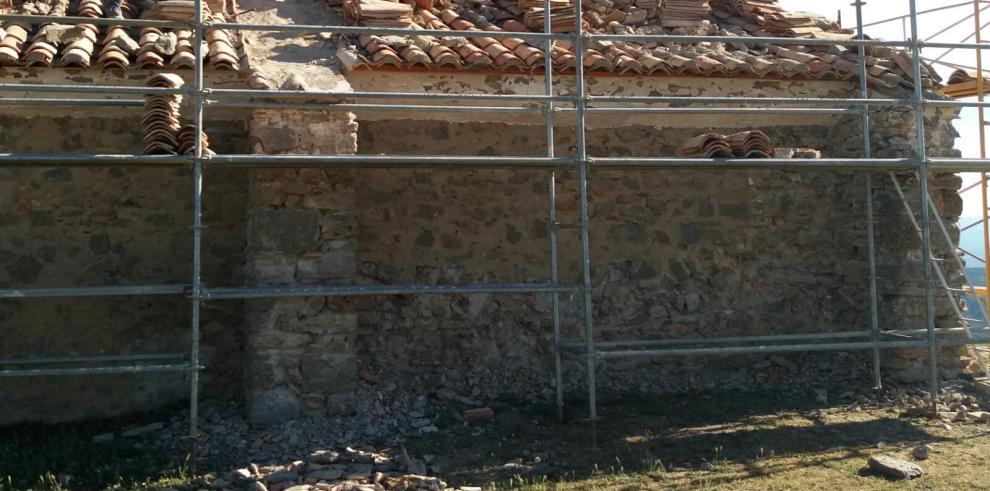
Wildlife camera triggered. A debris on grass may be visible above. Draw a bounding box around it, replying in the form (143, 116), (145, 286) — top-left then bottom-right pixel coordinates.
(867, 455), (925, 480)
(912, 444), (933, 460)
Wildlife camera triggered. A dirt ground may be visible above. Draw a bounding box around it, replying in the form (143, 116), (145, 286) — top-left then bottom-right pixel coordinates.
(3, 388), (990, 490)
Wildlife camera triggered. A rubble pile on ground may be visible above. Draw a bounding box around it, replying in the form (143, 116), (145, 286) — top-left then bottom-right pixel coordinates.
(139, 389), (456, 467)
(208, 447), (477, 491)
(852, 377), (990, 423)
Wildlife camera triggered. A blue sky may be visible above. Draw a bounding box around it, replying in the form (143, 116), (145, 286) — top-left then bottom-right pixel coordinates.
(779, 0), (986, 217)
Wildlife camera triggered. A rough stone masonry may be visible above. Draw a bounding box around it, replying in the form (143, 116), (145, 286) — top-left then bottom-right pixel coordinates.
(0, 80), (970, 425)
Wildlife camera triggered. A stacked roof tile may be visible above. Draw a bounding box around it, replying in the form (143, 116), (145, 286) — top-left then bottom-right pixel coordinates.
(142, 73), (184, 155)
(177, 124), (211, 155)
(343, 0), (415, 27)
(947, 69), (981, 85)
(679, 130), (773, 158)
(336, 0), (939, 90)
(658, 0), (711, 28)
(0, 0), (242, 70)
(520, 0), (575, 33)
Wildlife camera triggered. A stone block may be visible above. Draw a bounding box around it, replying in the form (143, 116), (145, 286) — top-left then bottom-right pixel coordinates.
(246, 386), (301, 427)
(244, 349), (290, 390)
(297, 248), (357, 281)
(719, 203), (751, 219)
(319, 210), (357, 240)
(300, 352), (358, 394)
(301, 393), (327, 416)
(310, 332), (357, 352)
(251, 125), (300, 154)
(607, 223), (647, 243)
(249, 208), (320, 254)
(304, 192), (347, 210)
(326, 392), (358, 416)
(248, 327), (312, 351)
(247, 253), (297, 284)
(679, 223), (699, 246)
(298, 312), (358, 334)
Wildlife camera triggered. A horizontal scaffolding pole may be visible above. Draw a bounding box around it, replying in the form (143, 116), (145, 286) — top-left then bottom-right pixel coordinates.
(205, 154), (576, 168)
(929, 158), (990, 171)
(206, 88), (572, 103)
(0, 13), (192, 28)
(0, 154), (950, 170)
(558, 330), (872, 351)
(0, 83), (189, 95)
(588, 95), (909, 106)
(924, 41), (990, 50)
(589, 33), (912, 47)
(210, 21), (572, 41)
(591, 338), (984, 359)
(590, 158), (915, 170)
(210, 100), (861, 115)
(0, 353), (187, 366)
(0, 153), (192, 166)
(0, 284), (186, 298)
(208, 100), (544, 114)
(925, 100), (990, 108)
(0, 97), (981, 114)
(15, 154), (990, 172)
(583, 107), (859, 115)
(561, 327), (989, 354)
(883, 326), (990, 337)
(203, 283), (579, 300)
(0, 363), (197, 377)
(0, 98), (145, 107)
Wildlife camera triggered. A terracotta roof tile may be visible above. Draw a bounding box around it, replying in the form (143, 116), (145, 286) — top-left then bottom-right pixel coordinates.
(336, 0), (937, 89)
(680, 130), (773, 158)
(0, 2), (243, 71)
(142, 73), (183, 155)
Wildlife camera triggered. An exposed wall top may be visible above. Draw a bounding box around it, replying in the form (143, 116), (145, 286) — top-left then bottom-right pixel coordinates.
(335, 0), (939, 92)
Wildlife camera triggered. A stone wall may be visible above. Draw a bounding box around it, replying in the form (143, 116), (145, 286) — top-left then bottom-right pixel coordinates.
(0, 116), (248, 424)
(346, 110), (964, 399)
(243, 109), (361, 425)
(0, 90), (967, 425)
(862, 105), (968, 381)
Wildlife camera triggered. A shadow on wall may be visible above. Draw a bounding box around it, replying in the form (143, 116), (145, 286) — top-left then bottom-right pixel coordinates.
(0, 116), (250, 424)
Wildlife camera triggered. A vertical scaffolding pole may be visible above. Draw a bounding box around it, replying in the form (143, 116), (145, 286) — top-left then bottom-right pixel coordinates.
(907, 0), (940, 413)
(572, 0), (597, 447)
(975, 0), (990, 317)
(543, 0), (564, 420)
(189, 0), (205, 466)
(855, 0), (882, 389)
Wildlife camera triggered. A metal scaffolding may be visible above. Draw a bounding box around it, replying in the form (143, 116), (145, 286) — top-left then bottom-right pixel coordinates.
(1, 0), (990, 461)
